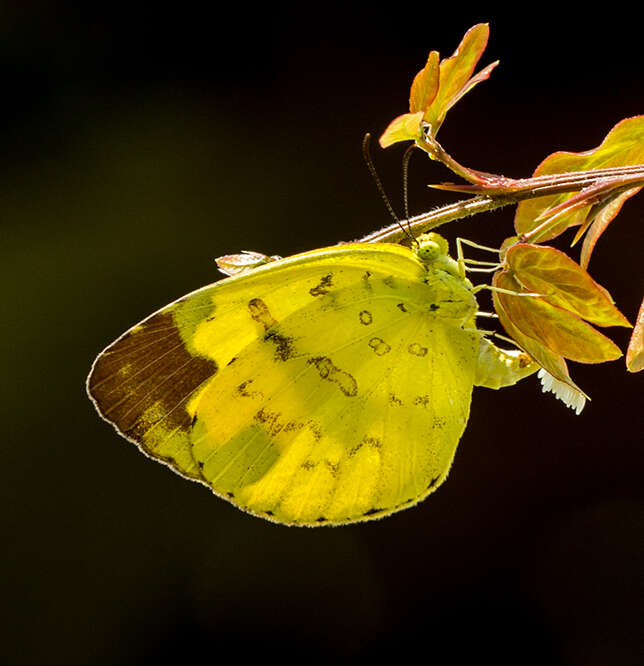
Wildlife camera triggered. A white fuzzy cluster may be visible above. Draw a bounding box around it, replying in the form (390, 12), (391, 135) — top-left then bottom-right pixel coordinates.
(537, 369), (586, 415)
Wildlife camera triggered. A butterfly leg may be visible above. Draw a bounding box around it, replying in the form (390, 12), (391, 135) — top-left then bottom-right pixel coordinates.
(456, 237), (502, 274)
(473, 284), (544, 297)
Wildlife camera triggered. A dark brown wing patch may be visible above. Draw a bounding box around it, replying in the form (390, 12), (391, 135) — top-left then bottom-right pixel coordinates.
(88, 312), (217, 445)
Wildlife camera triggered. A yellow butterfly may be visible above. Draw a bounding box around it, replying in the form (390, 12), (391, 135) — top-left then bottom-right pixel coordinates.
(87, 233), (537, 526)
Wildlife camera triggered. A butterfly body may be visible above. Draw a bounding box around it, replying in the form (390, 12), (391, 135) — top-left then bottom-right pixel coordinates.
(88, 234), (536, 525)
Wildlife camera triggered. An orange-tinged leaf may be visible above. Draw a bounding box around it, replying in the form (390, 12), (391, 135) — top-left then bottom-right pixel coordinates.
(505, 244), (631, 327)
(626, 297), (644, 372)
(492, 274), (587, 401)
(493, 271), (622, 363)
(441, 60), (498, 117)
(381, 24), (497, 150)
(423, 23), (493, 133)
(579, 185), (642, 267)
(379, 110), (425, 148)
(515, 115), (644, 241)
(410, 50), (440, 114)
(525, 176), (644, 247)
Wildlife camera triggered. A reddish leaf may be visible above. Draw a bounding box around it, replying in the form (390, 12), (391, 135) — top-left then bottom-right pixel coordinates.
(493, 271), (622, 364)
(579, 185), (642, 267)
(525, 177), (642, 244)
(379, 24), (497, 148)
(423, 23), (496, 133)
(626, 297), (644, 372)
(514, 115), (644, 241)
(492, 273), (587, 402)
(505, 244), (631, 327)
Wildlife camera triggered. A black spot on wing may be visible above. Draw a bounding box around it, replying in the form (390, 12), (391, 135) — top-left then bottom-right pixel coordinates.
(426, 474), (441, 490)
(362, 507), (385, 517)
(350, 434), (382, 456)
(413, 395), (430, 408)
(237, 379), (264, 399)
(358, 474), (446, 520)
(397, 303), (408, 312)
(248, 298), (277, 330)
(408, 342), (428, 357)
(282, 421), (302, 434)
(359, 310), (373, 325)
(429, 303), (440, 312)
(368, 337), (391, 356)
(311, 422), (323, 441)
(264, 331), (296, 361)
(294, 420), (322, 442)
(299, 458), (339, 476)
(325, 460), (340, 476)
(254, 407), (289, 437)
(389, 393), (403, 406)
(308, 356), (358, 397)
(383, 276), (396, 288)
(363, 436), (382, 449)
(237, 379), (252, 395)
(247, 299), (298, 361)
(309, 273), (333, 296)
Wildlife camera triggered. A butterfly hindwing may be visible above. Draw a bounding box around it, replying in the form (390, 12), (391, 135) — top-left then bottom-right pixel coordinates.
(88, 241), (481, 525)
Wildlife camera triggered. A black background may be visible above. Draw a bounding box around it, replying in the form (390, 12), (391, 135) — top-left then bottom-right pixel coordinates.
(3, 3), (643, 665)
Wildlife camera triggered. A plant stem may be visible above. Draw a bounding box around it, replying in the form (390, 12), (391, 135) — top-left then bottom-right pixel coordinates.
(358, 194), (509, 243)
(357, 164), (644, 244)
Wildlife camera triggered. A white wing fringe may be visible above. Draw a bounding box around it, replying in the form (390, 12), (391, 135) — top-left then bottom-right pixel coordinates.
(537, 369), (586, 415)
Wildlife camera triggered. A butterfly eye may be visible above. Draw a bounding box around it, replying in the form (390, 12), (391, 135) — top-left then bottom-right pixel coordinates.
(416, 232), (449, 263)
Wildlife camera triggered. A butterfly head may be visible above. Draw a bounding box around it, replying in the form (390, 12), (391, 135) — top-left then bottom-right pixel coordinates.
(415, 232), (461, 278)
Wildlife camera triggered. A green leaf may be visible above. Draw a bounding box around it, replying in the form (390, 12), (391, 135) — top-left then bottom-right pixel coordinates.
(514, 115), (644, 241)
(379, 110), (425, 148)
(505, 244), (631, 327)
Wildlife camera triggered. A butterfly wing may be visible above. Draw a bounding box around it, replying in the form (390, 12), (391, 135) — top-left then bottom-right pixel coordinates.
(88, 243), (480, 525)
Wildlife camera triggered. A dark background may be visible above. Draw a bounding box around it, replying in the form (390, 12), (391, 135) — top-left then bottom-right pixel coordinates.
(3, 3), (643, 664)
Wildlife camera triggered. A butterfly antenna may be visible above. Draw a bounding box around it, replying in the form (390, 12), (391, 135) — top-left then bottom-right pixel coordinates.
(401, 143), (416, 238)
(362, 133), (415, 244)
